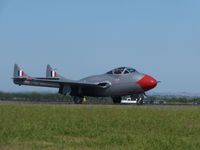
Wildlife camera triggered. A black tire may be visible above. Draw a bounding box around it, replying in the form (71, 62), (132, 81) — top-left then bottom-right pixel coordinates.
(137, 99), (144, 105)
(137, 95), (144, 105)
(73, 96), (84, 104)
(112, 97), (121, 104)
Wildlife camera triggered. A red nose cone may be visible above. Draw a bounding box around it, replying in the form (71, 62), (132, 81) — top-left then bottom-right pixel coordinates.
(137, 75), (157, 91)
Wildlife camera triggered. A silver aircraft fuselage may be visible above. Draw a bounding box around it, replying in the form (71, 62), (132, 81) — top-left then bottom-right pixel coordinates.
(13, 65), (158, 104)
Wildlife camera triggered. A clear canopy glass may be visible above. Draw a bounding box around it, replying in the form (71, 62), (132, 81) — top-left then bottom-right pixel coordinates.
(106, 67), (137, 75)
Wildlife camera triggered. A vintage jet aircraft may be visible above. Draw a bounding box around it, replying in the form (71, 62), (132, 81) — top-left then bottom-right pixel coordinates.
(13, 64), (158, 104)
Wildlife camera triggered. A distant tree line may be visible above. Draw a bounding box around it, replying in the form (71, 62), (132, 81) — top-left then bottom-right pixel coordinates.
(0, 92), (71, 102)
(0, 92), (113, 104)
(147, 95), (200, 104)
(0, 91), (200, 104)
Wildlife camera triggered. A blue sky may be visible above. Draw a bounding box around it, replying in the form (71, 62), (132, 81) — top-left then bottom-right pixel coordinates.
(0, 0), (200, 93)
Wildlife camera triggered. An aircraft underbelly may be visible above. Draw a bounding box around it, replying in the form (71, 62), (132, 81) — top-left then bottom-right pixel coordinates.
(107, 82), (143, 96)
(81, 82), (143, 97)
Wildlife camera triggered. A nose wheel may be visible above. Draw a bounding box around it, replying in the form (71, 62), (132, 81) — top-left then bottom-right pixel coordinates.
(137, 96), (144, 105)
(131, 94), (144, 105)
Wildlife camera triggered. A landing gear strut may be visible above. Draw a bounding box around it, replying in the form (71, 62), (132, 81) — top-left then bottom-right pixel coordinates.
(131, 94), (144, 105)
(112, 97), (122, 104)
(73, 96), (84, 104)
(137, 96), (144, 105)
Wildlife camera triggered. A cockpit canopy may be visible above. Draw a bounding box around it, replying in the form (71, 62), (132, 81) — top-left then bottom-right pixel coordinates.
(106, 67), (137, 75)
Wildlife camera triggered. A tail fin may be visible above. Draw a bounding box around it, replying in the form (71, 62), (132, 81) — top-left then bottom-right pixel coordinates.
(13, 64), (29, 78)
(46, 64), (60, 78)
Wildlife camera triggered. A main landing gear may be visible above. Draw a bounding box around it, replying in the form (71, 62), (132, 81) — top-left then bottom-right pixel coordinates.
(112, 97), (122, 104)
(73, 96), (85, 104)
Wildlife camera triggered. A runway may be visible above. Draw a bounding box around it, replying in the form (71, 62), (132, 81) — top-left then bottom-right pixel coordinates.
(0, 100), (199, 109)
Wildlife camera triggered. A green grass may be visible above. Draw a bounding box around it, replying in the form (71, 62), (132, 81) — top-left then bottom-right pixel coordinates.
(0, 104), (200, 150)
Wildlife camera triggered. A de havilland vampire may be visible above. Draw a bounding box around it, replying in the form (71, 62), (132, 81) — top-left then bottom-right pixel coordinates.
(13, 64), (158, 104)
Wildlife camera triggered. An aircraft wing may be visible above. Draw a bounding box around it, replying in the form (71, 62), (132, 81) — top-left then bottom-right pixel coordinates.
(30, 78), (110, 89)
(13, 64), (111, 89)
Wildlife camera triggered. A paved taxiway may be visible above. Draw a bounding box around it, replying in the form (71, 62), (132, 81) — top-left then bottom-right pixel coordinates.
(0, 100), (199, 109)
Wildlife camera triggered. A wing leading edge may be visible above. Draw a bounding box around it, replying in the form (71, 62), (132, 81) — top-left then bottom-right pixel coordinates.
(30, 78), (107, 88)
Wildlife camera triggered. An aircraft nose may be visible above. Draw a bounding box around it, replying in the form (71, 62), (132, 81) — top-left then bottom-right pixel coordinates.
(137, 74), (157, 91)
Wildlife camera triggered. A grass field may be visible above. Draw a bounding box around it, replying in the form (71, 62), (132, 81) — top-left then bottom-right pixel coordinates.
(0, 104), (200, 150)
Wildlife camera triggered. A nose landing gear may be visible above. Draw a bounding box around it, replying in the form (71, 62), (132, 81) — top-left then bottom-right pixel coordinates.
(131, 94), (144, 105)
(120, 94), (144, 105)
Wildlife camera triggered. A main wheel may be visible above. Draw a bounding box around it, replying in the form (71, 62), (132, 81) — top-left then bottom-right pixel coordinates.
(112, 97), (121, 104)
(73, 96), (84, 104)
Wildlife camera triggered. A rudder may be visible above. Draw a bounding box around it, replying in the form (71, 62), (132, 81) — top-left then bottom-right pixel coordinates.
(46, 64), (60, 78)
(13, 64), (28, 78)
